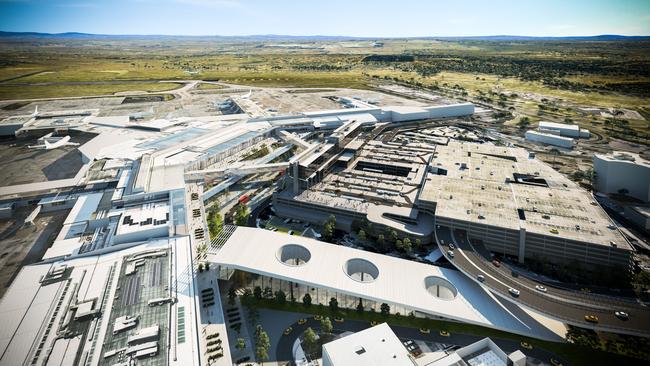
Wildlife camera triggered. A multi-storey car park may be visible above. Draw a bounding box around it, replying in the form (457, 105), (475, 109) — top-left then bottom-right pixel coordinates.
(419, 141), (632, 272)
(0, 83), (648, 366)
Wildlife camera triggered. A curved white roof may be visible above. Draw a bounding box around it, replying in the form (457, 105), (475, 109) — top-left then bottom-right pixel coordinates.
(209, 227), (560, 340)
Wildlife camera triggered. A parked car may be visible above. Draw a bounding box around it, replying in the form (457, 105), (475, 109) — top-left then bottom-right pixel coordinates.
(449, 243), (455, 250)
(439, 330), (450, 337)
(419, 328), (430, 334)
(297, 318), (307, 325)
(492, 260), (501, 267)
(283, 327), (293, 335)
(508, 288), (520, 297)
(447, 250), (454, 258)
(477, 274), (485, 282)
(520, 341), (533, 350)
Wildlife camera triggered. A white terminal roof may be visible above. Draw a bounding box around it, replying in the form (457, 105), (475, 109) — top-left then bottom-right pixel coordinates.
(115, 202), (169, 236)
(323, 323), (412, 366)
(0, 238), (200, 366)
(63, 192), (103, 225)
(210, 227), (560, 339)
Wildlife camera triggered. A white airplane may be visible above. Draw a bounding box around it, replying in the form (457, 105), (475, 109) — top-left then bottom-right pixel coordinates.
(129, 106), (154, 120)
(240, 90), (252, 99)
(32, 105), (39, 117)
(28, 135), (79, 150)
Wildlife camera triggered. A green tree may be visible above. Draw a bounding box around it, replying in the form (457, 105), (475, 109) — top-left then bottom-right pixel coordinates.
(236, 338), (246, 350)
(302, 293), (312, 307)
(377, 234), (385, 248)
(356, 299), (364, 313)
(322, 214), (337, 241)
(274, 290), (287, 305)
(263, 286), (273, 299)
(634, 271), (650, 290)
(320, 317), (333, 334)
(255, 325), (270, 364)
(402, 237), (412, 253)
(380, 303), (390, 316)
(516, 116), (531, 129)
(207, 209), (223, 238)
(228, 286), (237, 306)
(303, 327), (318, 355)
(234, 204), (250, 226)
(329, 297), (339, 313)
(415, 238), (422, 249)
(358, 229), (367, 241)
(253, 286), (262, 301)
(390, 230), (399, 245)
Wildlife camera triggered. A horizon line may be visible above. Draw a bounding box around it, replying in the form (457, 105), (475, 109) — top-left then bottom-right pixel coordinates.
(1, 31), (650, 39)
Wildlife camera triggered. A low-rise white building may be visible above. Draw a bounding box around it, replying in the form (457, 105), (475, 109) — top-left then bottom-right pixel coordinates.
(594, 152), (650, 202)
(322, 323), (413, 366)
(525, 130), (575, 149)
(538, 121), (590, 138)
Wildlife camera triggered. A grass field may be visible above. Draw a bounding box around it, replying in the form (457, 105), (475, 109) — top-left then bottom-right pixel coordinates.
(195, 82), (225, 90)
(0, 37), (647, 144)
(0, 82), (182, 100)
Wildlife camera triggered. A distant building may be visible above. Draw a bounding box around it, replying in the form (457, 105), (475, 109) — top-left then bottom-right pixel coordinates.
(525, 130), (575, 149)
(538, 121), (590, 138)
(594, 152), (650, 202)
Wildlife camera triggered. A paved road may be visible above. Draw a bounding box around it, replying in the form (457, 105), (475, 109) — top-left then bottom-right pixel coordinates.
(275, 315), (568, 366)
(436, 225), (650, 337)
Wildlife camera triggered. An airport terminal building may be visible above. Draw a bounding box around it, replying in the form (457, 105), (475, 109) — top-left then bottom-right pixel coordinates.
(275, 133), (632, 272)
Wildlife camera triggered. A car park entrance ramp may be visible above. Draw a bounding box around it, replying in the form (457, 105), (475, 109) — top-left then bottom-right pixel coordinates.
(207, 226), (564, 341)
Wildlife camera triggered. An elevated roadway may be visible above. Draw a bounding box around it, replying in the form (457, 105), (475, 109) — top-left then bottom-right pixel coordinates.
(436, 225), (650, 337)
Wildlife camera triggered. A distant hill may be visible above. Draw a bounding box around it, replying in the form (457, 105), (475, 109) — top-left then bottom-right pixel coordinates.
(0, 31), (648, 42)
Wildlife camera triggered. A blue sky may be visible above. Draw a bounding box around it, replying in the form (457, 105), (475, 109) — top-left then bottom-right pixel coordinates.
(1, 0), (649, 37)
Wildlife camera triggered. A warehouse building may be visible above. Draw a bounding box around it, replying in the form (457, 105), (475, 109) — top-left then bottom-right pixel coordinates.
(525, 130), (575, 149)
(538, 121), (590, 138)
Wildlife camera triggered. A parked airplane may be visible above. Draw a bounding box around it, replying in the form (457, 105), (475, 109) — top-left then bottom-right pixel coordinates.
(240, 90), (252, 99)
(129, 106), (154, 120)
(28, 135), (79, 150)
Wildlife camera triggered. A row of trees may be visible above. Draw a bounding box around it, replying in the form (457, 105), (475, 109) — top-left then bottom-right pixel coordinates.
(207, 208), (223, 238)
